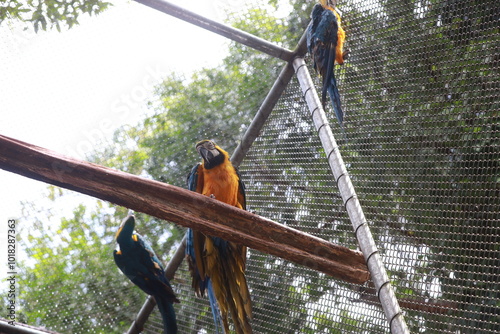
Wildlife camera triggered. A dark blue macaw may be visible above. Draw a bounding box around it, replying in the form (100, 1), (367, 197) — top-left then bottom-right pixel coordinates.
(114, 215), (179, 334)
(307, 0), (347, 128)
(185, 140), (252, 334)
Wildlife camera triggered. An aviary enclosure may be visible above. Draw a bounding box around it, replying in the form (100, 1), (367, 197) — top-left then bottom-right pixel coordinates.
(0, 0), (498, 333)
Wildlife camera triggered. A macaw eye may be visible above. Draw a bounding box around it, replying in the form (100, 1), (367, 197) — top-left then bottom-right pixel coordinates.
(206, 141), (215, 150)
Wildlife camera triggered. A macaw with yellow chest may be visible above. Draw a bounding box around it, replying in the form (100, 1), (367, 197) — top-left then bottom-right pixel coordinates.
(307, 0), (347, 128)
(114, 215), (179, 334)
(185, 140), (252, 334)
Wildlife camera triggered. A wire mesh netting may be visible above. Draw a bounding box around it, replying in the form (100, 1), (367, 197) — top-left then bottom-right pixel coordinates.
(238, 76), (390, 333)
(1, 0), (499, 333)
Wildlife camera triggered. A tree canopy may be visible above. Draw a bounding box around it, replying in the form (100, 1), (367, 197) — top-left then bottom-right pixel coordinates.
(0, 0), (110, 31)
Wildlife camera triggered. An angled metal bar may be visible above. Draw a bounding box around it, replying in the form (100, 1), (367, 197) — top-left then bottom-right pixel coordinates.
(231, 28), (307, 167)
(0, 319), (62, 334)
(124, 12), (309, 331)
(231, 62), (294, 166)
(293, 57), (410, 334)
(133, 0), (294, 61)
(231, 30), (308, 167)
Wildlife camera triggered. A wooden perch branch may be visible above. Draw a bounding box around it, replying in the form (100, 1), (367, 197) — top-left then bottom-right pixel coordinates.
(0, 134), (369, 284)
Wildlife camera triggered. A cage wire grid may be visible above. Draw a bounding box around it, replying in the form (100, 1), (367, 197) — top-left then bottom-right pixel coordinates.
(2, 0), (499, 333)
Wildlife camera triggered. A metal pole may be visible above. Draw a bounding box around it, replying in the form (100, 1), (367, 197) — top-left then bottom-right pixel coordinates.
(292, 57), (410, 334)
(133, 0), (294, 62)
(231, 31), (308, 167)
(231, 62), (294, 167)
(0, 320), (61, 334)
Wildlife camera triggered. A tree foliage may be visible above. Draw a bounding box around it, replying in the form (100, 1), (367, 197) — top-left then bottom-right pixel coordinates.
(0, 0), (111, 32)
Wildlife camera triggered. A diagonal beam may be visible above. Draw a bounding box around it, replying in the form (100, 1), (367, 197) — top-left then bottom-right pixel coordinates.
(0, 134), (369, 334)
(293, 58), (410, 334)
(0, 319), (62, 334)
(134, 0), (294, 62)
(231, 30), (309, 167)
(231, 62), (294, 167)
(0, 134), (368, 284)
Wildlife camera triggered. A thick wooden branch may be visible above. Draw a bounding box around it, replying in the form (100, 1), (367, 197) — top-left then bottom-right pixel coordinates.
(0, 134), (369, 284)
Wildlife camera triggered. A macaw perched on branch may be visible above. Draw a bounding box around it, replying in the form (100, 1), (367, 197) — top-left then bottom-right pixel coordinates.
(307, 0), (347, 128)
(114, 215), (179, 334)
(185, 140), (252, 334)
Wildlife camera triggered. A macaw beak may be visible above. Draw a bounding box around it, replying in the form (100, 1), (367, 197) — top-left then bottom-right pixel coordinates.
(196, 140), (225, 169)
(197, 146), (219, 165)
(320, 0), (336, 9)
(115, 223), (124, 240)
(116, 215), (135, 240)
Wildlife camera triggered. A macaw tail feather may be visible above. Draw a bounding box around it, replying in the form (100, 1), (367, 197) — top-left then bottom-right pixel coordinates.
(207, 280), (224, 334)
(321, 40), (343, 128)
(204, 238), (231, 333)
(206, 238), (253, 334)
(327, 81), (348, 142)
(321, 40), (336, 107)
(155, 295), (178, 334)
(220, 242), (253, 334)
(327, 77), (343, 127)
(226, 271), (253, 334)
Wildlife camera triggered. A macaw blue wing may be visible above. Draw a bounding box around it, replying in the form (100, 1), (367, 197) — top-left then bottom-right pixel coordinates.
(186, 228), (223, 333)
(306, 4), (325, 58)
(114, 216), (179, 334)
(187, 163), (202, 193)
(236, 168), (247, 211)
(186, 164), (224, 333)
(307, 3), (344, 127)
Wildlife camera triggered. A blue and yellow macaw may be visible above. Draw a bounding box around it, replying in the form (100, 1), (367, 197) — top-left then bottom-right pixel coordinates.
(185, 140), (252, 334)
(307, 0), (347, 127)
(114, 215), (179, 334)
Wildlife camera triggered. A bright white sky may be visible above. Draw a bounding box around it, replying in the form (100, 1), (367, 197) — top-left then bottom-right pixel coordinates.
(0, 0), (229, 274)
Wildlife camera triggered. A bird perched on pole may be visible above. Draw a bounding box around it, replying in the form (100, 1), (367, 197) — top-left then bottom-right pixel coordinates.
(185, 139), (252, 334)
(114, 215), (179, 334)
(307, 0), (347, 128)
